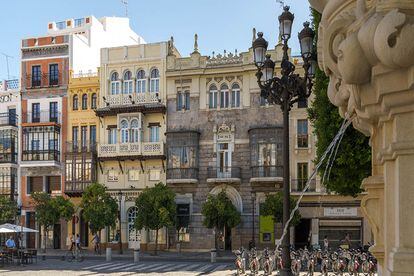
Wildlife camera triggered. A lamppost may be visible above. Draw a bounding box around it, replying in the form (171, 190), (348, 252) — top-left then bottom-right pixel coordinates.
(252, 6), (316, 275)
(117, 190), (123, 254)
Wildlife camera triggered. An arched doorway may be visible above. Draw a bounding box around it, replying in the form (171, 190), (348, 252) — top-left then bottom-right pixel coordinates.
(209, 185), (243, 250)
(79, 210), (89, 247)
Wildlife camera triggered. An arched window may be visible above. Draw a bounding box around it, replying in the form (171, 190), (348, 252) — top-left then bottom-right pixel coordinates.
(136, 70), (146, 93)
(123, 70), (133, 94)
(82, 94), (88, 110)
(220, 84), (229, 108)
(231, 83), (241, 108)
(130, 119), (140, 143)
(110, 72), (120, 95)
(120, 120), (129, 143)
(127, 207), (140, 243)
(73, 95), (78, 110)
(149, 68), (160, 93)
(208, 84), (218, 109)
(91, 93), (97, 109)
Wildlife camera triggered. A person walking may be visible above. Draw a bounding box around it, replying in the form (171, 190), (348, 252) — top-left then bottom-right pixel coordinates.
(323, 235), (329, 251)
(75, 234), (81, 250)
(92, 233), (101, 254)
(69, 234), (75, 251)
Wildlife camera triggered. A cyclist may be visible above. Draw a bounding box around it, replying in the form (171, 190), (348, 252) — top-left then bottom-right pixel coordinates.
(92, 233), (101, 254)
(75, 234), (81, 250)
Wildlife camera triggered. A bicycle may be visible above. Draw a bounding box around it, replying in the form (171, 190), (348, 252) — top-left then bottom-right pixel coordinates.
(65, 247), (84, 262)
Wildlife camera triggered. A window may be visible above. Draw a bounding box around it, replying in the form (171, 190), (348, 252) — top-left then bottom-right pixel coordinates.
(149, 125), (159, 142)
(120, 120), (129, 143)
(136, 70), (146, 93)
(297, 162), (308, 190)
(149, 169), (160, 181)
(220, 84), (229, 108)
(177, 204), (190, 242)
(123, 70), (133, 94)
(27, 176), (43, 194)
(177, 91), (190, 111)
(82, 94), (88, 110)
(8, 108), (16, 126)
(149, 68), (160, 93)
(31, 65), (41, 87)
(231, 83), (241, 107)
(108, 128), (117, 144)
(128, 169), (140, 181)
(130, 119), (140, 143)
(31, 103), (40, 123)
(73, 95), (78, 110)
(128, 207), (141, 244)
(49, 64), (59, 86)
(208, 85), (218, 109)
(297, 119), (309, 148)
(169, 147), (196, 169)
(49, 102), (58, 123)
(81, 126), (87, 148)
(108, 170), (119, 182)
(89, 125), (96, 145)
(91, 93), (97, 109)
(257, 143), (277, 177)
(46, 176), (60, 193)
(31, 140), (40, 151)
(72, 126), (79, 147)
(48, 139), (57, 151)
(297, 98), (308, 108)
(217, 143), (231, 177)
(110, 72), (120, 95)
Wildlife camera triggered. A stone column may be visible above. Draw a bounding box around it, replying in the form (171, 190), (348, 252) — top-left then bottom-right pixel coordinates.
(309, 0), (414, 274)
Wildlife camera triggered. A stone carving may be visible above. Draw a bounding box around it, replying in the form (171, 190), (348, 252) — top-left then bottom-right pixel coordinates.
(207, 50), (243, 66)
(193, 33), (199, 53)
(168, 36), (174, 56)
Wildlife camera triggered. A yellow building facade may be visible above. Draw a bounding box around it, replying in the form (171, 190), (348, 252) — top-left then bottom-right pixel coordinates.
(65, 70), (100, 250)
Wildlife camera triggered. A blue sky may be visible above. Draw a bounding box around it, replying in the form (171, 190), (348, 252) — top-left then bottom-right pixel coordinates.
(0, 0), (311, 80)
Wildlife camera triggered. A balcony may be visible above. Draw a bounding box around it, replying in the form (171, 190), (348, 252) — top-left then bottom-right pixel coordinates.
(24, 73), (63, 89)
(0, 153), (18, 164)
(0, 113), (18, 127)
(22, 149), (60, 162)
(207, 167), (241, 184)
(105, 93), (160, 106)
(65, 182), (92, 197)
(291, 179), (317, 193)
(22, 110), (61, 124)
(167, 168), (199, 179)
(251, 165), (283, 178)
(98, 142), (164, 160)
(65, 141), (96, 154)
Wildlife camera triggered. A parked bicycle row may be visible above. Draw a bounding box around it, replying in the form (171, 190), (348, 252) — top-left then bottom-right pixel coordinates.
(234, 246), (377, 275)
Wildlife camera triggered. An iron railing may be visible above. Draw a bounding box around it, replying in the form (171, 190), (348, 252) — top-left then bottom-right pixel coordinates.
(251, 165), (283, 178)
(167, 168), (199, 179)
(0, 113), (18, 126)
(22, 149), (60, 162)
(64, 182), (92, 194)
(22, 110), (61, 124)
(65, 141), (96, 153)
(25, 72), (63, 89)
(207, 166), (241, 179)
(0, 153), (18, 164)
(291, 178), (316, 192)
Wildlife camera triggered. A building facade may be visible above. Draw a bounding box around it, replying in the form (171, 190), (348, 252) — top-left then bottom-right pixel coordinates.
(96, 42), (174, 251)
(65, 70), (100, 249)
(0, 79), (20, 202)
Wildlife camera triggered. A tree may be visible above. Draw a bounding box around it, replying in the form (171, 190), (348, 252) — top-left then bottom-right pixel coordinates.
(134, 182), (176, 255)
(260, 192), (301, 229)
(80, 183), (118, 239)
(308, 9), (371, 197)
(0, 195), (18, 224)
(201, 190), (241, 250)
(31, 193), (75, 252)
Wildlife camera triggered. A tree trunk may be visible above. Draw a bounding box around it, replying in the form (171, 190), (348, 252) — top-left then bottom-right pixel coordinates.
(214, 227), (217, 251)
(154, 229), (159, 256)
(42, 225), (48, 253)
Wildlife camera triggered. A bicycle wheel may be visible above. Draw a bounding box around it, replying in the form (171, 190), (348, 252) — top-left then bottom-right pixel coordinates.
(65, 251), (74, 262)
(76, 250), (85, 262)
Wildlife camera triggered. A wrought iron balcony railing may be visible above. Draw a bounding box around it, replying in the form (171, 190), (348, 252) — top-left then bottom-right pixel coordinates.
(167, 168), (199, 180)
(98, 142), (164, 158)
(0, 113), (18, 126)
(291, 178), (316, 192)
(65, 141), (96, 153)
(207, 166), (241, 179)
(22, 149), (60, 162)
(0, 153), (18, 164)
(251, 165), (283, 178)
(64, 182), (92, 195)
(22, 110), (61, 124)
(24, 73), (63, 89)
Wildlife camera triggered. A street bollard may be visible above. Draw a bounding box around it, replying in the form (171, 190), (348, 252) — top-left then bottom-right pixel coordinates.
(134, 249), (140, 263)
(210, 248), (217, 263)
(106, 247), (112, 262)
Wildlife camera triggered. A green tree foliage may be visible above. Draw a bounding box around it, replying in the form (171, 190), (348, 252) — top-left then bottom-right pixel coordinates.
(134, 182), (176, 255)
(260, 192), (301, 227)
(308, 9), (371, 197)
(80, 183), (118, 236)
(201, 190), (241, 249)
(0, 196), (18, 224)
(31, 193), (75, 252)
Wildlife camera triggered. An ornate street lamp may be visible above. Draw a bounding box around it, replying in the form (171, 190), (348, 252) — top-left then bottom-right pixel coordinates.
(252, 6), (315, 275)
(117, 190), (123, 254)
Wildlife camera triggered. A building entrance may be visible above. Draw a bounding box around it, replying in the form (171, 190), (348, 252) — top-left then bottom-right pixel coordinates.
(295, 218), (311, 249)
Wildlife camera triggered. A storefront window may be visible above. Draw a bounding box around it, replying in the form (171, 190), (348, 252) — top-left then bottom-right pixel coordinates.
(177, 204), (190, 242)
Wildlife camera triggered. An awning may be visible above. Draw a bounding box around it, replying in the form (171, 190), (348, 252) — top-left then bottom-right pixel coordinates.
(0, 223), (38, 233)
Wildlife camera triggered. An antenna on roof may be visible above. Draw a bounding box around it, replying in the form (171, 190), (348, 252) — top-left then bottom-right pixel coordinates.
(0, 52), (13, 79)
(121, 0), (128, 17)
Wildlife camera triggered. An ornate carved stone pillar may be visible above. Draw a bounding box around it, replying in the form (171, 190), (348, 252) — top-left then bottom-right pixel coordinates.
(309, 0), (414, 274)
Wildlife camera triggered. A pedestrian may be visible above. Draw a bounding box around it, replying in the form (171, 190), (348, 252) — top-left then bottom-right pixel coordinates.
(323, 235), (329, 251)
(75, 234), (81, 250)
(92, 233), (100, 254)
(344, 233), (351, 249)
(69, 234), (75, 251)
(5, 236), (16, 248)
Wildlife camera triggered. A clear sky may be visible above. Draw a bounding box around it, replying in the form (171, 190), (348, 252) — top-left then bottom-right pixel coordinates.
(0, 0), (311, 80)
